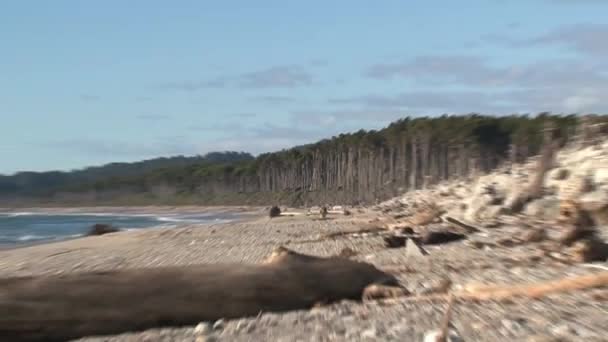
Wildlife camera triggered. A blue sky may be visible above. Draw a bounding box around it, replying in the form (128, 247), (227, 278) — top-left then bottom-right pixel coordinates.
(1, 0), (607, 174)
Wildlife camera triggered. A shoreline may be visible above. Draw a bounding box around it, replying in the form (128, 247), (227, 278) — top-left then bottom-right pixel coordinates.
(0, 205), (264, 215)
(2, 207), (607, 341)
(0, 205), (264, 252)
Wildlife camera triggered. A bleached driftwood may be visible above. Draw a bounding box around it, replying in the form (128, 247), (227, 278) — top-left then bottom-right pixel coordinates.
(0, 247), (405, 342)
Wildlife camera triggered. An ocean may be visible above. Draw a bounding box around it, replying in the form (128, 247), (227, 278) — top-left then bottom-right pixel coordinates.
(0, 211), (238, 247)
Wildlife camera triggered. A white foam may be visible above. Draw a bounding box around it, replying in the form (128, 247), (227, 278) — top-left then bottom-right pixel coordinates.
(17, 234), (51, 241)
(3, 212), (36, 217)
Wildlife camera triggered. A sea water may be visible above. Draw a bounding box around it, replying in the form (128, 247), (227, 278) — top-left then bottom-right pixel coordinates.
(0, 211), (237, 246)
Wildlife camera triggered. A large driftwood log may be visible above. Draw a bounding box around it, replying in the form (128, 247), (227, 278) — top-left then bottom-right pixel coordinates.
(0, 247), (404, 342)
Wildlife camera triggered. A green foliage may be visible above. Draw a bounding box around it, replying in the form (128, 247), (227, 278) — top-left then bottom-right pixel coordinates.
(1, 114), (600, 206)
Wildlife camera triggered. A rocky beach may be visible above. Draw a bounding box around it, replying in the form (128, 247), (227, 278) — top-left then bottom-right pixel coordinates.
(2, 140), (608, 342)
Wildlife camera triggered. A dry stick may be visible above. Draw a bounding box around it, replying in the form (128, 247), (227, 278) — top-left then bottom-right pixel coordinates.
(507, 141), (556, 213)
(442, 216), (484, 234)
(436, 293), (455, 342)
(403, 271), (608, 303)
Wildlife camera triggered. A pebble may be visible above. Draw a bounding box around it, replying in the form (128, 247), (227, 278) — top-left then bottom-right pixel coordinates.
(501, 317), (529, 334)
(195, 335), (217, 342)
(194, 322), (212, 335)
(423, 329), (464, 342)
(361, 327), (378, 339)
(551, 323), (578, 337)
(212, 319), (225, 330)
(526, 334), (561, 342)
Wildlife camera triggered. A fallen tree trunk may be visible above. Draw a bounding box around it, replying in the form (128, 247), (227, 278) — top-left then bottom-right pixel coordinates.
(0, 248), (402, 342)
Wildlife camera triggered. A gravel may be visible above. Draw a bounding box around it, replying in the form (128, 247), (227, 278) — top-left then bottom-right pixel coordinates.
(1, 209), (607, 342)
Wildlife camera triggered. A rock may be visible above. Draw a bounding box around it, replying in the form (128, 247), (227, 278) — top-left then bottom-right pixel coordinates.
(593, 167), (608, 186)
(395, 227), (415, 235)
(551, 323), (578, 337)
(196, 335), (217, 342)
(523, 198), (561, 219)
(269, 206), (281, 218)
(421, 231), (466, 245)
(87, 224), (120, 236)
(338, 247), (357, 258)
(520, 228), (547, 243)
(361, 327), (378, 339)
(578, 190), (608, 225)
(501, 317), (529, 335)
(496, 237), (516, 247)
(567, 238), (608, 262)
(212, 319), (225, 330)
(423, 329), (463, 342)
(194, 322), (212, 335)
(406, 238), (428, 258)
(320, 206), (328, 219)
(384, 235), (407, 248)
(465, 240), (485, 249)
(526, 334), (562, 342)
(559, 173), (594, 199)
(579, 190), (608, 212)
(549, 168), (570, 180)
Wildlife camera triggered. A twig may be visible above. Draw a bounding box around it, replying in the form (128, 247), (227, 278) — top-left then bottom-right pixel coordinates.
(46, 248), (89, 258)
(442, 215), (484, 234)
(436, 293), (454, 342)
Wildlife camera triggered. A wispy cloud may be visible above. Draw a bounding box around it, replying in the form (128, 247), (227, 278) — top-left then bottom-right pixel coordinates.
(136, 114), (170, 121)
(366, 55), (608, 89)
(250, 95), (298, 104)
(484, 24), (608, 58)
(160, 65), (314, 91)
(80, 94), (100, 102)
(237, 65), (313, 88)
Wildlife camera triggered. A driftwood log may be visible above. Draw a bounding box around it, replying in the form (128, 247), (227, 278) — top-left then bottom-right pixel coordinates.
(0, 247), (405, 342)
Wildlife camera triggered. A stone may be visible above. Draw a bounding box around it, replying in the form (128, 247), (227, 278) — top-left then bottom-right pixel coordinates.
(421, 231), (466, 245)
(579, 190), (608, 212)
(549, 168), (570, 180)
(212, 319), (225, 330)
(406, 238), (428, 258)
(194, 322), (212, 335)
(496, 237), (516, 247)
(567, 238), (608, 263)
(551, 323), (578, 337)
(87, 223), (120, 236)
(465, 240), (485, 249)
(423, 329), (464, 342)
(269, 206), (281, 218)
(523, 198), (561, 219)
(361, 327), (378, 339)
(526, 334), (562, 342)
(196, 335), (217, 342)
(384, 235), (407, 248)
(520, 228), (547, 243)
(501, 317), (529, 335)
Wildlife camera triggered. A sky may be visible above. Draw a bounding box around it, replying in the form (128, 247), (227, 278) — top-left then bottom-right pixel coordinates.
(1, 0), (607, 174)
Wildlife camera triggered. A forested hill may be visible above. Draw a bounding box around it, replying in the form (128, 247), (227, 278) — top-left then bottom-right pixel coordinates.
(1, 114), (606, 207)
(0, 152), (253, 199)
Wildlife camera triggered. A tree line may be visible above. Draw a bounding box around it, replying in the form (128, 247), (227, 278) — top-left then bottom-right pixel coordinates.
(2, 114), (606, 207)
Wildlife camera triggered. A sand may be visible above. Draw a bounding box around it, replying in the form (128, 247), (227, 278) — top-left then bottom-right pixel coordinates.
(1, 206), (607, 342)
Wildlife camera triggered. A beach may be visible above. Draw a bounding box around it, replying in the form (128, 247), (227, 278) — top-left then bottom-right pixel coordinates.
(2, 203), (607, 341)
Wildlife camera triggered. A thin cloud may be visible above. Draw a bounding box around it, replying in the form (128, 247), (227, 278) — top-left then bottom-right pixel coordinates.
(136, 114), (170, 121)
(484, 24), (608, 58)
(160, 65), (313, 91)
(237, 65), (313, 88)
(80, 94), (100, 102)
(365, 55), (608, 88)
(250, 96), (298, 104)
